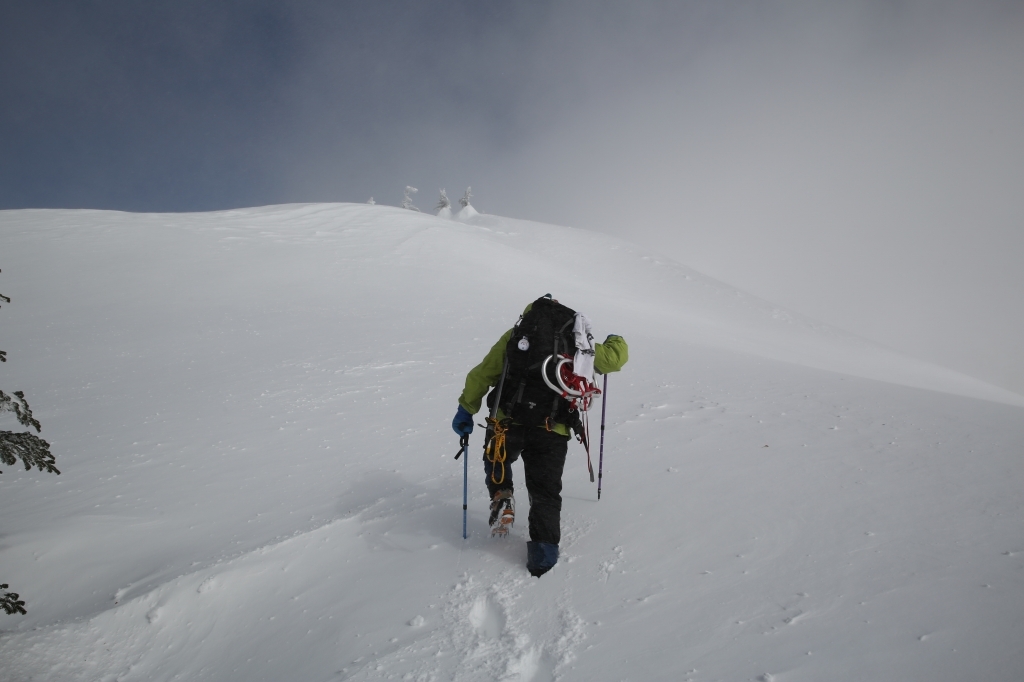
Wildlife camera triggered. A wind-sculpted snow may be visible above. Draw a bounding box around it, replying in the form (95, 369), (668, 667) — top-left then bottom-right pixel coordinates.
(0, 204), (1022, 681)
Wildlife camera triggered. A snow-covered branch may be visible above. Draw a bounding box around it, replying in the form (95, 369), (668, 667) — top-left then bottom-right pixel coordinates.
(0, 586), (26, 616)
(0, 390), (41, 433)
(0, 431), (58, 475)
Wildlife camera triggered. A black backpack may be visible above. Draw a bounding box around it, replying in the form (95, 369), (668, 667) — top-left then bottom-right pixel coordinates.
(487, 296), (581, 430)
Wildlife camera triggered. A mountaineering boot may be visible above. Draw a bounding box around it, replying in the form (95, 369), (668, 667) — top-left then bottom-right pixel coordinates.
(526, 541), (559, 577)
(489, 489), (515, 537)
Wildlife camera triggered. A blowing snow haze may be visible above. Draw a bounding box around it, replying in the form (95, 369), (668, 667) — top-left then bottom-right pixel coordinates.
(1, 1), (1023, 396)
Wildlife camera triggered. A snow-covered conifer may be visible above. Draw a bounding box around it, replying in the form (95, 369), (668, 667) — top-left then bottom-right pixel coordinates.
(401, 186), (420, 211)
(456, 186), (479, 219)
(436, 189), (452, 219)
(1, 269), (58, 616)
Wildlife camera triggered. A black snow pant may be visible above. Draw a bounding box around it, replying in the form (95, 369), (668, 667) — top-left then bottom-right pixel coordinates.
(483, 425), (569, 545)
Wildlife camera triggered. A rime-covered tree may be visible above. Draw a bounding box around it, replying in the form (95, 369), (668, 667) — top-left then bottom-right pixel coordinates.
(401, 186), (420, 211)
(436, 189), (452, 219)
(456, 186), (479, 219)
(1, 269), (58, 616)
(436, 189), (451, 211)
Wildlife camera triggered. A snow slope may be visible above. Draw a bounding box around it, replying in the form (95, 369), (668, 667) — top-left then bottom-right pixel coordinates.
(1, 204), (1022, 681)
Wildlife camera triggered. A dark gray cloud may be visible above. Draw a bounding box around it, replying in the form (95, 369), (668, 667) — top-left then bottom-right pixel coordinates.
(2, 1), (1023, 394)
(0, 1), (551, 209)
(1, 1), (301, 207)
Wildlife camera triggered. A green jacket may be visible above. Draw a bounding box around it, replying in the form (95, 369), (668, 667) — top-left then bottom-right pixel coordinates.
(458, 328), (629, 436)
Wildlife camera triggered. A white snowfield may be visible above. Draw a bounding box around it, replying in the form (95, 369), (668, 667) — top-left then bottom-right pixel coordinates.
(1, 204), (1022, 682)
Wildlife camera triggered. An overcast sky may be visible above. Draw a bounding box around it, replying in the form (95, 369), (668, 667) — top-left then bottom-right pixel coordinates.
(2, 0), (1023, 395)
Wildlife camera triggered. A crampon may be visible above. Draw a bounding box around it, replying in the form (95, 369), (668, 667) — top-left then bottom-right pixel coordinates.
(489, 489), (515, 538)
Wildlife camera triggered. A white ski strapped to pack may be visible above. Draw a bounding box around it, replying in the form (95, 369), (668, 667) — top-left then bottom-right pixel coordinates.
(571, 313), (596, 382)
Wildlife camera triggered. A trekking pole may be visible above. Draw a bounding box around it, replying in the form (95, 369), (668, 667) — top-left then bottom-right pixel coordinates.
(597, 373), (608, 500)
(460, 434), (469, 538)
(454, 357), (508, 539)
(454, 432), (470, 538)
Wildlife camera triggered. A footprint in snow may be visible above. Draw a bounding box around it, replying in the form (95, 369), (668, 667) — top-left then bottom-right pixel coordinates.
(468, 594), (505, 639)
(505, 645), (556, 682)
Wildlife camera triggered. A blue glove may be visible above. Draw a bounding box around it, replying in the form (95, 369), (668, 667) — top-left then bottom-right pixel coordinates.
(452, 405), (474, 436)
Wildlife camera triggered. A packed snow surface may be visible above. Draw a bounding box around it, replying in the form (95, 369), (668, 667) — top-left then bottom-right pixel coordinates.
(1, 204), (1022, 681)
